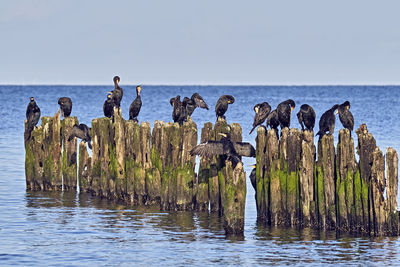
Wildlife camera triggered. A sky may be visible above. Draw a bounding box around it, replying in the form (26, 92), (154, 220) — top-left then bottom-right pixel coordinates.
(0, 0), (400, 85)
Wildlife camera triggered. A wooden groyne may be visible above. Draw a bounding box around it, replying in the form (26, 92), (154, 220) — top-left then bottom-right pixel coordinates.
(25, 110), (246, 234)
(255, 125), (399, 236)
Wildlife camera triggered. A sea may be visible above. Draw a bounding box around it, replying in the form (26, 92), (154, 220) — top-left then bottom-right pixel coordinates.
(0, 85), (400, 266)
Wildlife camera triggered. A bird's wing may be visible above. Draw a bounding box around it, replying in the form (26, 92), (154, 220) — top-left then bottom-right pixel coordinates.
(193, 94), (209, 109)
(234, 142), (255, 157)
(69, 125), (85, 141)
(190, 141), (224, 158)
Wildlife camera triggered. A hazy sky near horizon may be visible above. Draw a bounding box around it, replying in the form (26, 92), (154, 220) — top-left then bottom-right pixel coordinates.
(1, 0), (399, 85)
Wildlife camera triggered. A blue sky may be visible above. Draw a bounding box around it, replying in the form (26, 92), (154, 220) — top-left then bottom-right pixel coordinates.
(1, 0), (399, 85)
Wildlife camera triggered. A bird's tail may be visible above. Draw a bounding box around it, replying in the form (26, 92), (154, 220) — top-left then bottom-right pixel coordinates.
(249, 126), (256, 134)
(315, 130), (322, 137)
(88, 141), (92, 150)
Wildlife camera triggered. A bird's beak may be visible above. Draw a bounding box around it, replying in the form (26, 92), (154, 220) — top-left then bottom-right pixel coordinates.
(335, 110), (339, 115)
(347, 106), (350, 110)
(291, 106), (294, 112)
(228, 100), (232, 104)
(254, 107), (259, 113)
(218, 133), (227, 137)
(249, 164), (256, 168)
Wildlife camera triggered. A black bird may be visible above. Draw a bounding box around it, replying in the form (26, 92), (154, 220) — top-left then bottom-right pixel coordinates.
(266, 109), (279, 131)
(190, 132), (255, 169)
(338, 101), (354, 132)
(316, 104), (339, 137)
(129, 85), (142, 122)
(249, 164), (256, 191)
(25, 97), (41, 142)
(215, 95), (235, 121)
(58, 97), (72, 118)
(249, 102), (271, 134)
(103, 93), (114, 118)
(184, 93), (209, 118)
(111, 75), (123, 108)
(170, 95), (187, 125)
(68, 124), (92, 149)
(297, 104), (316, 131)
(277, 99), (296, 129)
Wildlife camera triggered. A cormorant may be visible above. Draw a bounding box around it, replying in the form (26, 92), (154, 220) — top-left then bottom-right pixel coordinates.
(103, 93), (114, 118)
(190, 132), (255, 169)
(25, 97), (41, 142)
(170, 95), (186, 125)
(338, 101), (354, 132)
(111, 75), (123, 108)
(129, 85), (142, 122)
(297, 104), (316, 131)
(183, 93), (209, 118)
(68, 123), (92, 149)
(316, 104), (339, 137)
(58, 97), (72, 118)
(277, 99), (295, 129)
(266, 109), (279, 131)
(249, 102), (271, 134)
(215, 95), (235, 121)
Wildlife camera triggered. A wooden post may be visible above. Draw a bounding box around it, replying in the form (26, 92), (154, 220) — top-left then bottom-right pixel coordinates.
(286, 128), (301, 226)
(371, 147), (386, 235)
(255, 127), (267, 221)
(61, 116), (79, 190)
(78, 141), (91, 192)
(336, 129), (356, 231)
(110, 108), (126, 199)
(386, 147), (399, 235)
(315, 134), (336, 229)
(267, 129), (281, 226)
(299, 130), (315, 227)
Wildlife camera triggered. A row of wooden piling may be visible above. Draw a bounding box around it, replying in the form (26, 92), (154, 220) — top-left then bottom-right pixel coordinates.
(255, 125), (399, 236)
(25, 109), (246, 234)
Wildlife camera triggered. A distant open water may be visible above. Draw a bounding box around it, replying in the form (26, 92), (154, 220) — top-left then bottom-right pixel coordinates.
(0, 85), (399, 266)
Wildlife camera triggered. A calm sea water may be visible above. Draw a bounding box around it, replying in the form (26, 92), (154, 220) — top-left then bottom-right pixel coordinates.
(0, 85), (400, 266)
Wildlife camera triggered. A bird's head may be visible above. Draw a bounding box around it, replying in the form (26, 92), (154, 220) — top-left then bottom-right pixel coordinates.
(288, 99), (296, 112)
(107, 93), (112, 99)
(254, 104), (260, 114)
(136, 85), (142, 95)
(332, 104), (340, 115)
(113, 75), (120, 85)
(30, 97), (35, 102)
(343, 101), (351, 110)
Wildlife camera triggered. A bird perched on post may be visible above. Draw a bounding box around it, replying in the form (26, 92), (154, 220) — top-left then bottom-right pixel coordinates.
(25, 97), (41, 142)
(297, 104), (316, 131)
(249, 102), (271, 134)
(58, 97), (72, 118)
(129, 85), (142, 122)
(103, 93), (114, 118)
(68, 123), (92, 149)
(277, 99), (296, 129)
(338, 101), (354, 133)
(183, 93), (209, 120)
(111, 75), (123, 108)
(316, 104), (339, 138)
(170, 95), (187, 125)
(215, 95), (235, 121)
(190, 132), (255, 169)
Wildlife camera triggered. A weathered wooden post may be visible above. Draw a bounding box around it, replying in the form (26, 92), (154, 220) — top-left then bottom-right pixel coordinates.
(299, 130), (315, 227)
(286, 128), (301, 226)
(78, 140), (91, 192)
(371, 147), (386, 235)
(25, 112), (62, 191)
(61, 116), (79, 190)
(255, 126), (267, 221)
(110, 108), (126, 199)
(267, 129), (281, 226)
(315, 134), (336, 229)
(336, 129), (356, 231)
(386, 147), (399, 235)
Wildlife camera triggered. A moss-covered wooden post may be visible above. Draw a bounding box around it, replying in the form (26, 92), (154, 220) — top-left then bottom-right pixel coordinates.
(61, 116), (79, 191)
(110, 108), (126, 199)
(286, 128), (301, 226)
(386, 148), (399, 235)
(336, 129), (356, 232)
(267, 129), (281, 226)
(90, 117), (112, 197)
(356, 124), (376, 233)
(78, 141), (91, 192)
(147, 120), (163, 205)
(299, 130), (315, 227)
(176, 120), (197, 210)
(315, 134), (336, 229)
(255, 126), (267, 221)
(196, 122), (213, 211)
(25, 112), (62, 191)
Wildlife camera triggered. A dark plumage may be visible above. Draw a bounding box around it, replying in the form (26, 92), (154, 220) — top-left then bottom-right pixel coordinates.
(129, 85), (142, 122)
(249, 165), (256, 191)
(58, 97), (72, 118)
(266, 109), (279, 130)
(297, 104), (316, 131)
(191, 93), (209, 110)
(111, 76), (123, 108)
(316, 104), (339, 137)
(249, 102), (271, 134)
(215, 95), (235, 121)
(68, 124), (92, 149)
(25, 97), (41, 142)
(103, 93), (114, 118)
(170, 95), (186, 125)
(190, 132), (255, 169)
(184, 93), (209, 118)
(277, 99), (296, 129)
(338, 101), (354, 132)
